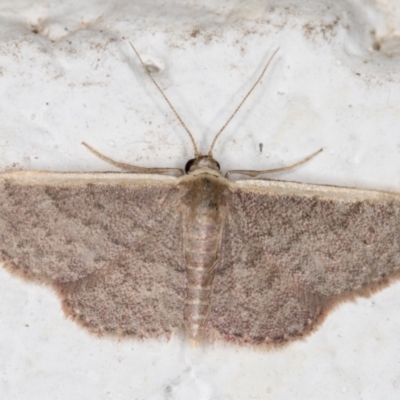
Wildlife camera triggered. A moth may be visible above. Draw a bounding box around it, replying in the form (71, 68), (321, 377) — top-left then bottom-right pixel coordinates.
(1, 44), (399, 347)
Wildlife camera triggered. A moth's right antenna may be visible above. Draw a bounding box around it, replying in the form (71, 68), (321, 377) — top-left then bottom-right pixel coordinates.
(129, 42), (200, 158)
(208, 48), (280, 157)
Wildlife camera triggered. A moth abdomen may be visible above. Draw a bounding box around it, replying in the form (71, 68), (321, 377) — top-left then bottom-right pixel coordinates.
(183, 217), (220, 344)
(181, 174), (227, 344)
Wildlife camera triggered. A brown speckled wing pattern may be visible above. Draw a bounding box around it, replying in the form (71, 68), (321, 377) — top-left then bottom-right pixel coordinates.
(208, 181), (400, 345)
(1, 172), (400, 346)
(0, 173), (186, 338)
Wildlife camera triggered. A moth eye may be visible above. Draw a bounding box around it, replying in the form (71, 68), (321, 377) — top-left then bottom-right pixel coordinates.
(185, 159), (195, 174)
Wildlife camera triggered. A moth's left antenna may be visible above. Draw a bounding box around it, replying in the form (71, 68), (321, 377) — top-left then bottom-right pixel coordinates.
(129, 42), (200, 158)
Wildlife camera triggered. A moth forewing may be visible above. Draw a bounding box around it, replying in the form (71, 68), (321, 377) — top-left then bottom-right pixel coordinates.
(206, 177), (400, 345)
(0, 170), (187, 337)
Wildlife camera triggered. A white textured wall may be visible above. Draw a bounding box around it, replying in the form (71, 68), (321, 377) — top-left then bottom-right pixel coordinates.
(0, 1), (400, 399)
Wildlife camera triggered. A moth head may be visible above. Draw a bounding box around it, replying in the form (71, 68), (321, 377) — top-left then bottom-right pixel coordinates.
(185, 156), (221, 174)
